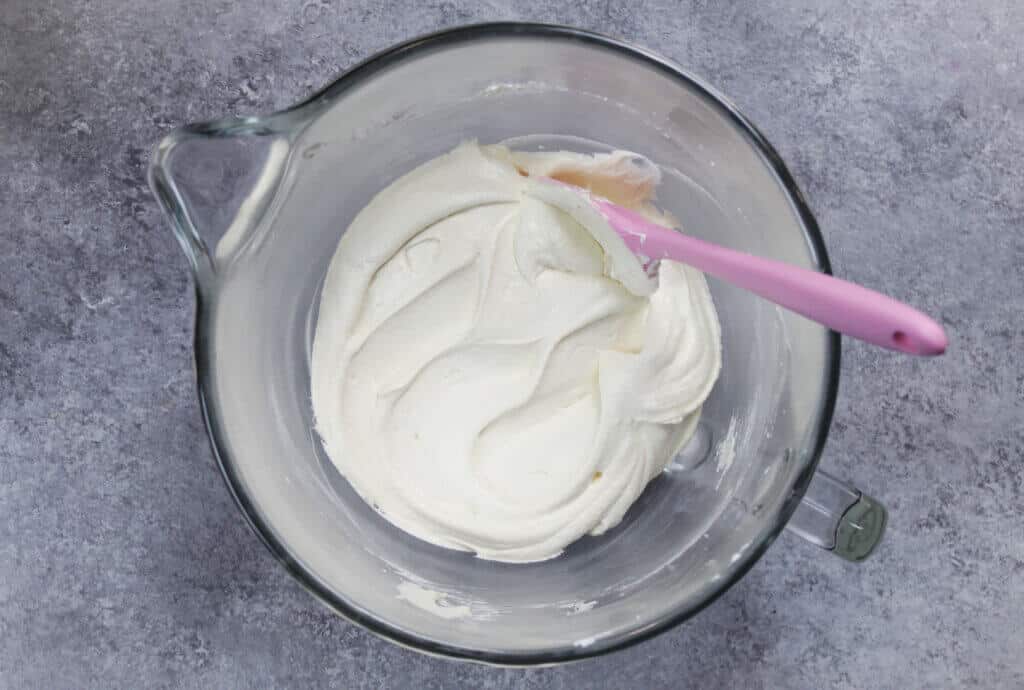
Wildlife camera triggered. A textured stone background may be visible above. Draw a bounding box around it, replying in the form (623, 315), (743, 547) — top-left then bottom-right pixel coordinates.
(1, 1), (1022, 687)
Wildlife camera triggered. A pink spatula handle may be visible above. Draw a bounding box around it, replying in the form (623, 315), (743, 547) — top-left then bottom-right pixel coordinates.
(593, 199), (947, 356)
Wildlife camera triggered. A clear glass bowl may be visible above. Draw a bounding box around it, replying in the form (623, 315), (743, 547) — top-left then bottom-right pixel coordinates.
(149, 23), (886, 664)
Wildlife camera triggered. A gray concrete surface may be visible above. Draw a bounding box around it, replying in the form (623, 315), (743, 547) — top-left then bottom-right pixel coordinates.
(1, 1), (1022, 687)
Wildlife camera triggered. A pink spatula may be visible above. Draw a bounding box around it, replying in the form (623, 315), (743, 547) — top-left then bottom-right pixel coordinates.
(555, 181), (947, 356)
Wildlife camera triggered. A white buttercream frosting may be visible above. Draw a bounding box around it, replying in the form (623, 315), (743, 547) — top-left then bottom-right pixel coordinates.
(311, 142), (721, 562)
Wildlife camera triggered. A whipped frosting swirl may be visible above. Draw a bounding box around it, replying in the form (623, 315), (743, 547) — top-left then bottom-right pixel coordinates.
(311, 142), (721, 562)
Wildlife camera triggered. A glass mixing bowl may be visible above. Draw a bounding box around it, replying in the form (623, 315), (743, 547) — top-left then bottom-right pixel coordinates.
(149, 23), (886, 664)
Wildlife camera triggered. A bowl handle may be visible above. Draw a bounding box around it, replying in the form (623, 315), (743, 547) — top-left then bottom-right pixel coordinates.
(148, 122), (290, 281)
(785, 469), (887, 562)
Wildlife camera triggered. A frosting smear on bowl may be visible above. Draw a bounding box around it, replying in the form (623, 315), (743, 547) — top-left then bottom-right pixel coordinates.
(311, 142), (721, 563)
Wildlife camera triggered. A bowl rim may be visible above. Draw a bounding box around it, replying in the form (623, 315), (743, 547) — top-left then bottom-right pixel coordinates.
(184, 21), (842, 665)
